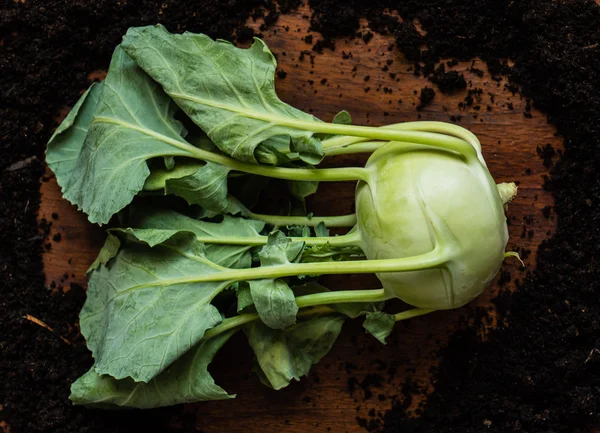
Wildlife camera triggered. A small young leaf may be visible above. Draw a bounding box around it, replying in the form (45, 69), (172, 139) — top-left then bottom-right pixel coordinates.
(87, 233), (121, 273)
(363, 311), (396, 344)
(236, 282), (255, 313)
(70, 330), (236, 408)
(245, 315), (345, 390)
(250, 232), (305, 328)
(258, 231), (305, 266)
(255, 135), (293, 165)
(332, 110), (352, 125)
(249, 279), (298, 329)
(122, 25), (324, 164)
(315, 222), (329, 237)
(286, 225), (311, 238)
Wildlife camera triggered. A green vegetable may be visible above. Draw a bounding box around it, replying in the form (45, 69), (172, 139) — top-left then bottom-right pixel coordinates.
(46, 25), (518, 409)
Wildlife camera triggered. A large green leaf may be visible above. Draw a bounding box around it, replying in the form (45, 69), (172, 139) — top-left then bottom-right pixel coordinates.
(126, 206), (264, 269)
(81, 231), (228, 382)
(70, 330), (236, 408)
(46, 83), (103, 190)
(245, 315), (345, 390)
(58, 46), (193, 224)
(121, 25), (324, 164)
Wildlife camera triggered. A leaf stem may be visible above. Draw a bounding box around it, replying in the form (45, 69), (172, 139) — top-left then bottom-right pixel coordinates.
(139, 247), (447, 289)
(321, 121), (481, 156)
(394, 308), (434, 321)
(202, 305), (335, 340)
(202, 302), (433, 343)
(295, 288), (392, 308)
(323, 141), (385, 156)
(245, 211), (357, 228)
(193, 230), (361, 247)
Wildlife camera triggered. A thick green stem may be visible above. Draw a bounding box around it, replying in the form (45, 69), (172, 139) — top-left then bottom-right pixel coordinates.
(193, 229), (362, 247)
(246, 211), (357, 228)
(323, 141), (385, 156)
(202, 312), (259, 340)
(394, 308), (434, 321)
(322, 121), (481, 154)
(140, 247), (447, 289)
(296, 288), (392, 308)
(202, 305), (335, 340)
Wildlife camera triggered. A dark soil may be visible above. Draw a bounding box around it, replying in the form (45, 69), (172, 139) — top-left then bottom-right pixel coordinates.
(2, 1), (600, 433)
(0, 1), (296, 432)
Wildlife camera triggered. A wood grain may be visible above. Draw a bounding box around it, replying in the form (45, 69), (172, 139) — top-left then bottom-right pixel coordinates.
(38, 5), (561, 432)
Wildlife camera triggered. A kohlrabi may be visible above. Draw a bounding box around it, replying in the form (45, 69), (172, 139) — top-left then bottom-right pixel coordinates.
(46, 24), (518, 409)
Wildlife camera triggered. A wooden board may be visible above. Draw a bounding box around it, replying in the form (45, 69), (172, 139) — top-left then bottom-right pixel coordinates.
(39, 5), (560, 432)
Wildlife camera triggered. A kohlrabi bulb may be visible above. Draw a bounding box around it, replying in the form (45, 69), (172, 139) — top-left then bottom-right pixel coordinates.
(355, 142), (512, 310)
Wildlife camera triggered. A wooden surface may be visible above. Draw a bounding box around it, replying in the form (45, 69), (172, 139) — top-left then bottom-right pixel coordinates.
(39, 6), (560, 432)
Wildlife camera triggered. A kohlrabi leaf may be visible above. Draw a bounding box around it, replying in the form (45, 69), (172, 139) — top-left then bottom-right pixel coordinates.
(143, 162), (205, 191)
(144, 162), (245, 216)
(248, 232), (305, 328)
(258, 231), (305, 266)
(249, 279), (298, 329)
(70, 330), (236, 408)
(46, 82), (102, 191)
(87, 232), (121, 273)
(244, 314), (345, 390)
(81, 231), (228, 382)
(316, 110), (352, 140)
(126, 206), (265, 269)
(58, 46), (193, 224)
(315, 222), (329, 237)
(236, 282), (255, 314)
(332, 110), (352, 125)
(363, 311), (396, 344)
(286, 225), (311, 238)
(333, 300), (385, 319)
(255, 135), (294, 165)
(121, 25), (324, 164)
(165, 162), (231, 212)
